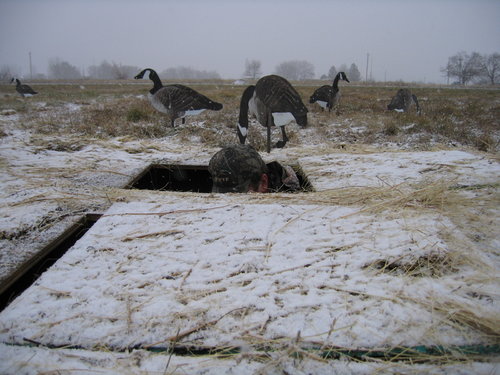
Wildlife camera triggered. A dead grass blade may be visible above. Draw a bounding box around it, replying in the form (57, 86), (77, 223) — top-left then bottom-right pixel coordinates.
(143, 307), (247, 349)
(103, 205), (230, 218)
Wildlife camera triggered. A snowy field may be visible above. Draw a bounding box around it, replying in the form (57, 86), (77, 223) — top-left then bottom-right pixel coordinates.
(0, 84), (499, 374)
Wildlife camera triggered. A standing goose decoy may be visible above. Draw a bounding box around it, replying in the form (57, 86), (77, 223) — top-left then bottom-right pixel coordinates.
(134, 68), (223, 127)
(10, 78), (38, 97)
(309, 71), (349, 114)
(387, 88), (421, 114)
(237, 74), (308, 153)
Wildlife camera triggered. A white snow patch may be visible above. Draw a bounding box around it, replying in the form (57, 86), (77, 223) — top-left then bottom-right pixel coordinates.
(0, 201), (495, 351)
(300, 150), (500, 191)
(65, 102), (81, 112)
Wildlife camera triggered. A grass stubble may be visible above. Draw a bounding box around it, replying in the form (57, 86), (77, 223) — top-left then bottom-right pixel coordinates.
(1, 80), (498, 153)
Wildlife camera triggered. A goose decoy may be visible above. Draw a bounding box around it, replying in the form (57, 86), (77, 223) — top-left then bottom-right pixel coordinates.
(387, 88), (421, 114)
(10, 78), (37, 97)
(134, 68), (223, 127)
(309, 71), (349, 114)
(237, 74), (308, 153)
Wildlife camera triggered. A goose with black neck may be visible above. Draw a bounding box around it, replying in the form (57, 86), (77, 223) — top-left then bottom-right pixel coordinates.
(237, 74), (308, 153)
(134, 68), (223, 127)
(309, 71), (349, 114)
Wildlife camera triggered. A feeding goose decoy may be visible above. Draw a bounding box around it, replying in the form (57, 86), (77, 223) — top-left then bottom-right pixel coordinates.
(387, 88), (421, 114)
(10, 78), (38, 97)
(237, 74), (308, 153)
(309, 71), (349, 114)
(134, 68), (223, 127)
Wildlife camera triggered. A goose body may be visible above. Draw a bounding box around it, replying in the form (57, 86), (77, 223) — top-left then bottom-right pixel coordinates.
(309, 71), (349, 114)
(237, 74), (308, 153)
(11, 78), (37, 97)
(134, 68), (222, 127)
(387, 89), (421, 114)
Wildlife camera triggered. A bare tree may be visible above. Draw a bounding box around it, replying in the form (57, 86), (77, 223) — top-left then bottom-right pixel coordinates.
(244, 59), (262, 79)
(441, 51), (483, 85)
(327, 65), (337, 80)
(88, 60), (114, 79)
(160, 66), (220, 79)
(111, 62), (139, 79)
(48, 58), (81, 79)
(87, 61), (139, 79)
(348, 63), (362, 82)
(0, 65), (13, 81)
(275, 60), (314, 80)
(111, 63), (126, 80)
(481, 53), (500, 85)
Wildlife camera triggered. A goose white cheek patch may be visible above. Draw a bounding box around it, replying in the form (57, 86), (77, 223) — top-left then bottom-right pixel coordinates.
(237, 123), (248, 136)
(317, 101), (328, 109)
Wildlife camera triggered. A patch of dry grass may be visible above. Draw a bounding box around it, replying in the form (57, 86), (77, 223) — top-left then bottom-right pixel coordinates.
(1, 81), (499, 152)
(308, 85), (500, 152)
(367, 252), (461, 277)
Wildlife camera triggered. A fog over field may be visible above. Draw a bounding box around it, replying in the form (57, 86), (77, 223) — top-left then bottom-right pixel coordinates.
(1, 0), (499, 83)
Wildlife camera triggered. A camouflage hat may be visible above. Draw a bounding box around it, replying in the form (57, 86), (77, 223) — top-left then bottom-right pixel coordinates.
(208, 144), (268, 193)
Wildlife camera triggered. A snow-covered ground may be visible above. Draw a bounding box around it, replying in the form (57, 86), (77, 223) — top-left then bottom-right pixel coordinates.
(0, 98), (499, 374)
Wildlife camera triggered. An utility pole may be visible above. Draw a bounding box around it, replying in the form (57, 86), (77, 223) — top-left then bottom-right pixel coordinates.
(370, 55), (373, 81)
(29, 51), (33, 80)
(365, 53), (369, 82)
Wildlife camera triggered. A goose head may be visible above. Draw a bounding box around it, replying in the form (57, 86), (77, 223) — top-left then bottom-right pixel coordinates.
(135, 68), (163, 94)
(309, 91), (320, 104)
(387, 98), (405, 111)
(338, 72), (350, 83)
(387, 89), (406, 111)
(134, 68), (157, 81)
(294, 113), (308, 127)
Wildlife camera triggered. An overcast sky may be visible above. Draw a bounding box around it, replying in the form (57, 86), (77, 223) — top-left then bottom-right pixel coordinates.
(1, 0), (499, 83)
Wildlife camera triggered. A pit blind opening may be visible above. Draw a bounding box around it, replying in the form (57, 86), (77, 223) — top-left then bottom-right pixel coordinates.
(128, 164), (313, 193)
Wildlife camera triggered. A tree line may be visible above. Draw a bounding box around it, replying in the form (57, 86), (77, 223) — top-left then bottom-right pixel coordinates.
(0, 60), (222, 80)
(47, 60), (143, 80)
(2, 52), (498, 84)
(243, 59), (362, 82)
(441, 51), (499, 85)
